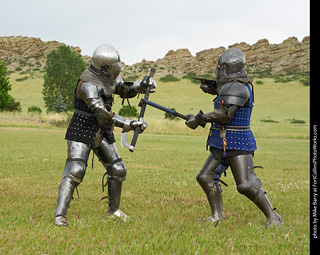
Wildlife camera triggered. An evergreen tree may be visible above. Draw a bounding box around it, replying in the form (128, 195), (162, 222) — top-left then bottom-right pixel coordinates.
(0, 61), (12, 110)
(0, 61), (21, 112)
(42, 45), (86, 112)
(52, 94), (68, 113)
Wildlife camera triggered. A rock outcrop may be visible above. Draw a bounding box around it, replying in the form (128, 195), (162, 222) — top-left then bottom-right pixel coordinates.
(0, 36), (81, 58)
(129, 36), (310, 75)
(0, 36), (81, 71)
(0, 35), (310, 75)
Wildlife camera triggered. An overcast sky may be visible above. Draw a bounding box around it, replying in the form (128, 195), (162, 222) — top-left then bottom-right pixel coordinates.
(1, 0), (309, 65)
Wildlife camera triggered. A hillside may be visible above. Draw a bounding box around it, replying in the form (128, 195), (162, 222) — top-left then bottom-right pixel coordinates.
(5, 71), (310, 141)
(0, 36), (82, 72)
(131, 36), (310, 75)
(0, 35), (310, 75)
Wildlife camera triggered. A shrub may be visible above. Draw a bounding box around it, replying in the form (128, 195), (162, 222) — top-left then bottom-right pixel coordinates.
(260, 118), (279, 123)
(287, 118), (306, 124)
(164, 108), (180, 121)
(159, 74), (180, 82)
(2, 97), (22, 112)
(125, 75), (140, 82)
(182, 72), (197, 80)
(118, 105), (139, 118)
(16, 76), (29, 82)
(299, 77), (310, 86)
(28, 106), (42, 114)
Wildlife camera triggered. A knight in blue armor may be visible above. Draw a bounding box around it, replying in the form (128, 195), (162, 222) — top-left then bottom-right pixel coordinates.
(185, 48), (282, 228)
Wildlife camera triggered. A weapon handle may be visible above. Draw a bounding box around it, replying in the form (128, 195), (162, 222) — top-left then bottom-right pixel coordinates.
(149, 67), (155, 78)
(142, 99), (188, 120)
(192, 77), (217, 86)
(129, 68), (155, 152)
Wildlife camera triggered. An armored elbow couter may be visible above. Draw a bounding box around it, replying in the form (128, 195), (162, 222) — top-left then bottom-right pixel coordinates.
(83, 97), (113, 127)
(93, 107), (113, 126)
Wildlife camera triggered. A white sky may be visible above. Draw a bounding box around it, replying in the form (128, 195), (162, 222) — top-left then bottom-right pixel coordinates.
(1, 0), (310, 65)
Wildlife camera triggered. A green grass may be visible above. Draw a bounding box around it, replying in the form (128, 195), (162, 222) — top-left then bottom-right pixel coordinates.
(0, 72), (310, 254)
(0, 129), (310, 254)
(9, 72), (45, 112)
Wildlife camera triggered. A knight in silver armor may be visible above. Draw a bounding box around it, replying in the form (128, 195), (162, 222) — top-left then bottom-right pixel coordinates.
(54, 44), (156, 226)
(185, 48), (282, 228)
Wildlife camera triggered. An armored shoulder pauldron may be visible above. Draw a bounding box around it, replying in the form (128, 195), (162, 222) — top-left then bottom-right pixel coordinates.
(219, 80), (250, 107)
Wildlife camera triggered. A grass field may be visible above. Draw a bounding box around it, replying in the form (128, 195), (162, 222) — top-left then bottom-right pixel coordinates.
(0, 72), (310, 254)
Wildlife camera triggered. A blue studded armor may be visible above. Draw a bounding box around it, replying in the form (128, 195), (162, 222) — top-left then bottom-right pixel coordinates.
(188, 48), (282, 228)
(207, 83), (257, 152)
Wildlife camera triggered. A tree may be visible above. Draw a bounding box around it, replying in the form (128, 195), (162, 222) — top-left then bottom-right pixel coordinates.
(52, 94), (67, 113)
(0, 61), (21, 112)
(42, 45), (86, 112)
(0, 61), (12, 110)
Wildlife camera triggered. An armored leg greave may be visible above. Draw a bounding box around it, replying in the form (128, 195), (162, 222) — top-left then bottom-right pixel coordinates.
(55, 178), (75, 222)
(107, 179), (123, 213)
(54, 141), (91, 226)
(196, 153), (225, 224)
(95, 139), (127, 216)
(229, 154), (282, 228)
(207, 184), (225, 222)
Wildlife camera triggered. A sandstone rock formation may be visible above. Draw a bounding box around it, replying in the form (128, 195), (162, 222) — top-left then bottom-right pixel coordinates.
(128, 36), (310, 75)
(0, 36), (82, 71)
(0, 35), (310, 75)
